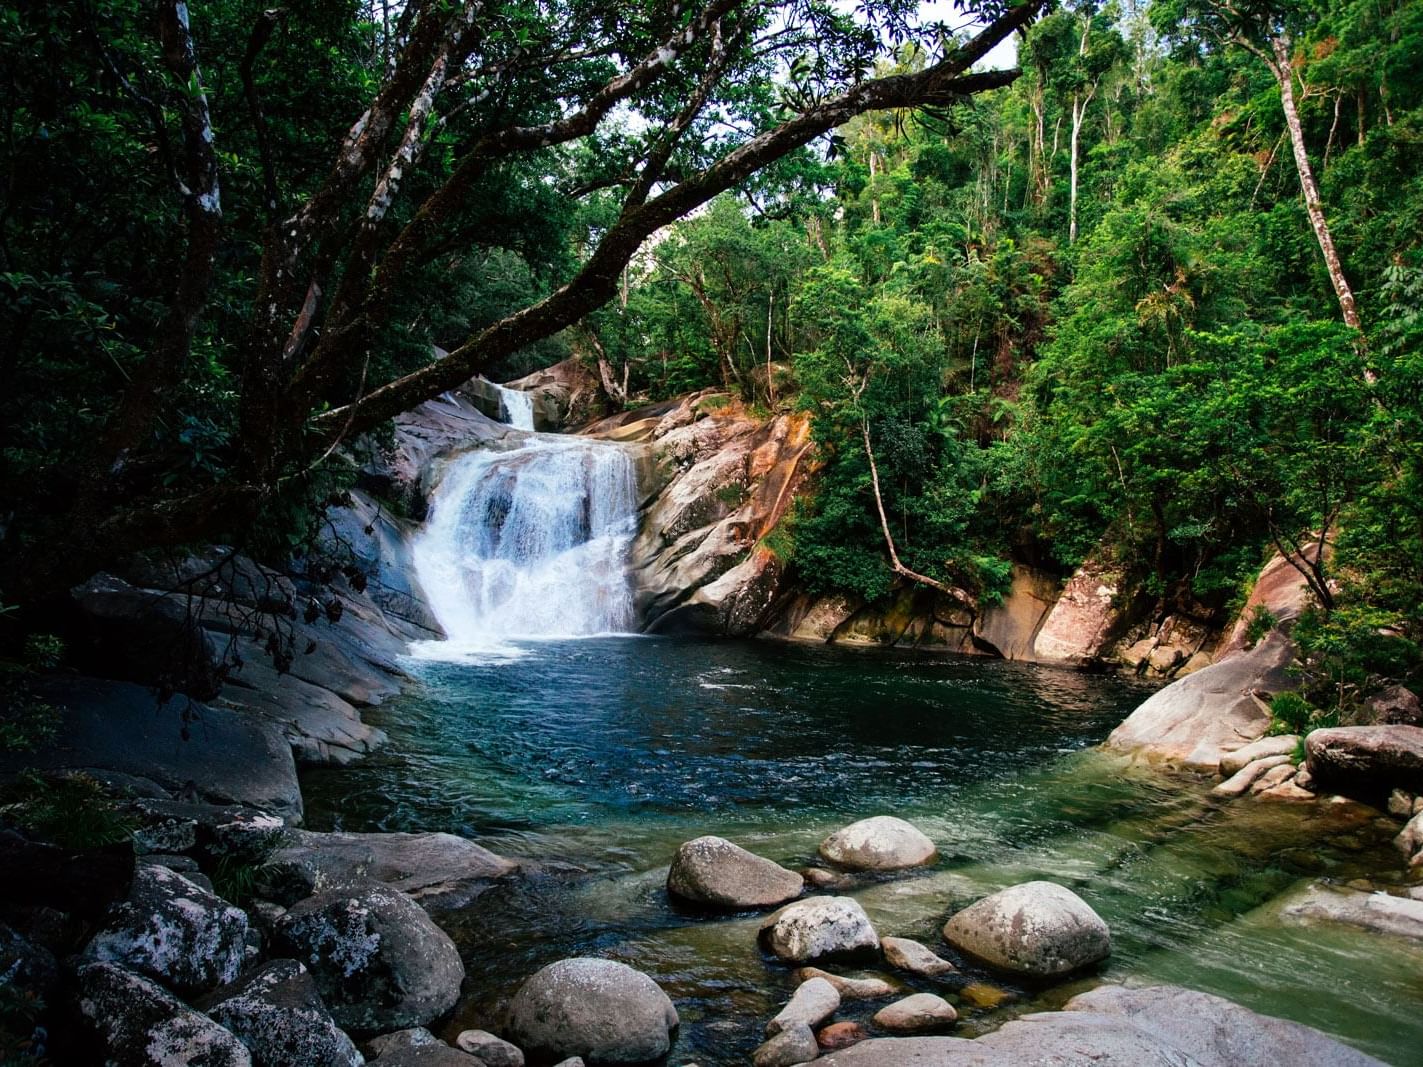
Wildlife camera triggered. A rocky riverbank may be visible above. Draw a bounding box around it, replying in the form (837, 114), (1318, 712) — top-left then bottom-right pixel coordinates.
(3, 372), (1420, 1064)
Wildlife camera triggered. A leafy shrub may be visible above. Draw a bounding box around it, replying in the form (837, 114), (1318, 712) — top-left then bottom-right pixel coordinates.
(1244, 606), (1279, 648)
(0, 772), (134, 849)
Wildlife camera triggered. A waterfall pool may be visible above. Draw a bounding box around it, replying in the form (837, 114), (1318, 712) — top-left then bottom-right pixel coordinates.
(303, 637), (1423, 1066)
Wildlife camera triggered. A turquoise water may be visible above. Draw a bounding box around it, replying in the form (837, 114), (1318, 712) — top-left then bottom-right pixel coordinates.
(302, 638), (1422, 1065)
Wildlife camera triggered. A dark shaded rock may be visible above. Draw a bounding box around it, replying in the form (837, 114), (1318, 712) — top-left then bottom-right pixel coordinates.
(942, 881), (1110, 978)
(1306, 725), (1423, 801)
(0, 831), (135, 919)
(132, 798), (289, 865)
(69, 573), (226, 700)
(259, 830), (516, 911)
(5, 677), (302, 822)
(218, 661), (387, 767)
(506, 958), (678, 1064)
(76, 961), (251, 1066)
(0, 921), (59, 1000)
(84, 864), (248, 997)
(666, 835), (803, 910)
(1365, 686), (1423, 726)
(273, 881), (464, 1034)
(122, 549), (297, 614)
(204, 959), (362, 1067)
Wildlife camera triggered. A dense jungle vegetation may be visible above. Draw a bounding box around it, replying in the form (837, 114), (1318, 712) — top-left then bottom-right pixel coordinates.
(1, 0), (1420, 716)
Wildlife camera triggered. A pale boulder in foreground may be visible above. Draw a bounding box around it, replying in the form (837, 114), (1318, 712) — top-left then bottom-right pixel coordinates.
(818, 816), (937, 870)
(942, 881), (1110, 977)
(666, 835), (804, 909)
(817, 984), (1384, 1066)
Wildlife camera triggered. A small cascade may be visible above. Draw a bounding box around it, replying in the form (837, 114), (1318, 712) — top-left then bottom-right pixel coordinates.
(410, 436), (639, 653)
(491, 381), (536, 430)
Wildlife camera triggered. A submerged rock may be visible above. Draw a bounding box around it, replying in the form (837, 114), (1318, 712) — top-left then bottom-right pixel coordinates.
(941, 881), (1110, 978)
(666, 835), (804, 910)
(880, 936), (957, 977)
(204, 959), (362, 1067)
(1278, 882), (1423, 942)
(817, 983), (1384, 1065)
(505, 958), (678, 1064)
(872, 993), (958, 1033)
(83, 864), (248, 997)
(274, 881), (464, 1033)
(767, 976), (840, 1036)
(1397, 811), (1423, 867)
(760, 897), (880, 963)
(1305, 725), (1423, 801)
(818, 816), (937, 871)
(77, 961), (251, 1067)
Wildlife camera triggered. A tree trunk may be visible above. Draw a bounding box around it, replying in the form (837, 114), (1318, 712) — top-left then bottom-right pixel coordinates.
(1271, 35), (1362, 333)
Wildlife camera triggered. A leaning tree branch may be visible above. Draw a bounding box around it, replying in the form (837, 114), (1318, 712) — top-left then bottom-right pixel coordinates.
(241, 7), (286, 222)
(312, 3), (1035, 438)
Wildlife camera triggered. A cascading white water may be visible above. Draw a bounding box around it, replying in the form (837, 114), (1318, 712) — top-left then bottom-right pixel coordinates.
(491, 382), (536, 430)
(410, 436), (639, 657)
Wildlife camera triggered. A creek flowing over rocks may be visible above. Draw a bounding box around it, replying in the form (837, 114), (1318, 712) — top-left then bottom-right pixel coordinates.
(4, 369), (1421, 1065)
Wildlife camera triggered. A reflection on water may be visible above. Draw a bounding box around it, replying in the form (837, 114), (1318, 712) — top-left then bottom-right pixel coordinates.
(302, 638), (1420, 1066)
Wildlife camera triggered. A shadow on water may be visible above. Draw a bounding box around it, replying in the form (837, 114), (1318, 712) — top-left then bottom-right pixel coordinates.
(302, 638), (1421, 1066)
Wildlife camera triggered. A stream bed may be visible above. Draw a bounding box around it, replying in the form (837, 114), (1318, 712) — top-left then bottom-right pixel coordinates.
(303, 637), (1423, 1066)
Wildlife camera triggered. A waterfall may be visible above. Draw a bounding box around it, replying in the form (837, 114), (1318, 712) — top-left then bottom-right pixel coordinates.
(492, 381), (536, 430)
(410, 436), (640, 656)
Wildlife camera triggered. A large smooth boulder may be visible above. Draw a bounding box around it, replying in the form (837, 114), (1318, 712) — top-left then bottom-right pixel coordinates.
(84, 864), (248, 997)
(942, 881), (1109, 978)
(666, 835), (804, 909)
(203, 959), (362, 1067)
(817, 984), (1383, 1066)
(1305, 725), (1423, 801)
(506, 958), (678, 1064)
(261, 830), (516, 911)
(759, 897), (880, 963)
(273, 882), (464, 1033)
(818, 817), (937, 871)
(1105, 631), (1294, 771)
(972, 565), (1059, 661)
(77, 961), (252, 1066)
(6, 677), (303, 822)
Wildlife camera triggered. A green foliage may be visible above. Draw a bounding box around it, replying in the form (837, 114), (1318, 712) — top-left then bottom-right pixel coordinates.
(1291, 605), (1422, 716)
(1244, 606), (1279, 648)
(0, 771), (134, 849)
(1267, 691), (1323, 736)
